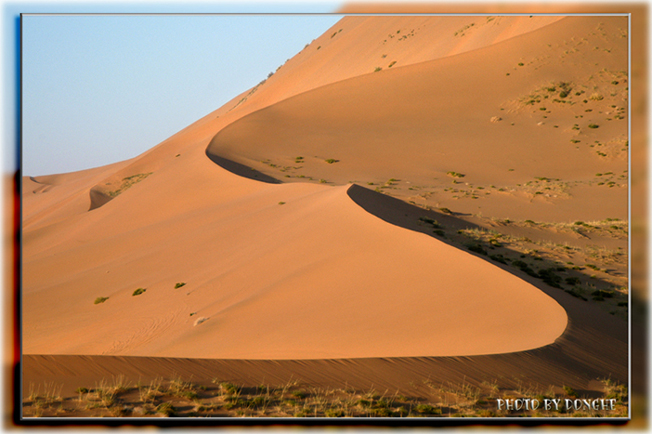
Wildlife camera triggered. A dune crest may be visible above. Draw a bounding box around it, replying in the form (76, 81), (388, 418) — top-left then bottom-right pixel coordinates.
(207, 15), (627, 223)
(24, 16), (571, 220)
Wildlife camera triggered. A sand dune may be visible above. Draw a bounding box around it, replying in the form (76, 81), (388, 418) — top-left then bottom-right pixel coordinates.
(21, 14), (629, 413)
(208, 15), (628, 222)
(23, 160), (132, 231)
(22, 15), (574, 224)
(23, 157), (567, 358)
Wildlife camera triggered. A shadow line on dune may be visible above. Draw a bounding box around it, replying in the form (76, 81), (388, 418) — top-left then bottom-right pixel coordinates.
(205, 152), (282, 184)
(343, 183), (626, 376)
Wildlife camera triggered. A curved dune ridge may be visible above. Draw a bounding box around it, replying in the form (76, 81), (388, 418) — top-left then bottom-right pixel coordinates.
(23, 163), (567, 359)
(208, 15), (628, 223)
(20, 16), (587, 361)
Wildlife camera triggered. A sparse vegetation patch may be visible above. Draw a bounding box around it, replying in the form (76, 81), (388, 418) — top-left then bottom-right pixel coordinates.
(107, 173), (153, 198)
(23, 376), (627, 418)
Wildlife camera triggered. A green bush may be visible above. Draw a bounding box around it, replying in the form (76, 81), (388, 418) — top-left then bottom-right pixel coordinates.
(156, 402), (175, 416)
(489, 254), (507, 264)
(538, 268), (562, 288)
(466, 243), (487, 256)
(566, 289), (587, 301)
(511, 260), (538, 277)
(415, 404), (439, 414)
(563, 386), (578, 397)
(565, 277), (581, 286)
(175, 282), (186, 289)
(94, 297), (109, 305)
(132, 288), (146, 296)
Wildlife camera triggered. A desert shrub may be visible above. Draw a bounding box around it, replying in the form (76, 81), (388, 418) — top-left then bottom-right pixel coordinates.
(565, 277), (581, 286)
(175, 282), (186, 289)
(325, 409), (345, 417)
(466, 243), (487, 256)
(94, 297), (109, 304)
(588, 124), (599, 129)
(566, 289), (587, 301)
(419, 216), (439, 227)
(247, 396), (267, 408)
(292, 390), (307, 399)
(511, 260), (539, 277)
(563, 386), (578, 397)
(132, 288), (146, 296)
(325, 159), (338, 164)
(415, 404), (439, 414)
(489, 254), (507, 264)
(592, 290), (614, 298)
(156, 402), (175, 416)
(537, 268), (562, 288)
(219, 382), (240, 395)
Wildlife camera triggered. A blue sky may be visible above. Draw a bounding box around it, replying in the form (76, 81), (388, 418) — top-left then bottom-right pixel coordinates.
(17, 6), (342, 176)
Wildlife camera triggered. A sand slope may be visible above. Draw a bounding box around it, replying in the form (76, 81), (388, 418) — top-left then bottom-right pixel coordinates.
(23, 160), (132, 231)
(23, 15), (630, 368)
(208, 15), (628, 222)
(23, 155), (567, 358)
(22, 15), (573, 226)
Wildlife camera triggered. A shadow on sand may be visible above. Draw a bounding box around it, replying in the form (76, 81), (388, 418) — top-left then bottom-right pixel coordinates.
(206, 152), (281, 184)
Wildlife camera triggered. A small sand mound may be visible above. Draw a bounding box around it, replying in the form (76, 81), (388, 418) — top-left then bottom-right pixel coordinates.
(193, 317), (209, 327)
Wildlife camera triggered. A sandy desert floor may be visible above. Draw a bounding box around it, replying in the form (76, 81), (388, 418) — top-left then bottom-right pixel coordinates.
(19, 13), (635, 420)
